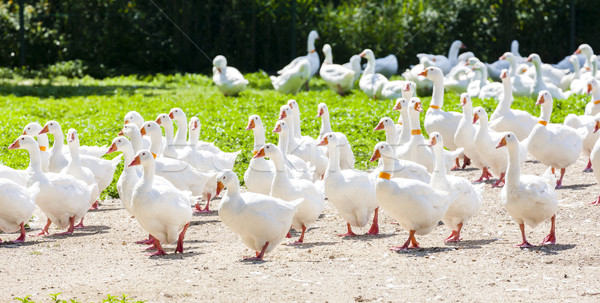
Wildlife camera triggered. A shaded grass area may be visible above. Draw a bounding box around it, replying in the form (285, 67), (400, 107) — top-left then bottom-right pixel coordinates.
(0, 73), (589, 198)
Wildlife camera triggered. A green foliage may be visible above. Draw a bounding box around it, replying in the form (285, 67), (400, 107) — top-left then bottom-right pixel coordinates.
(13, 293), (144, 303)
(0, 72), (590, 196)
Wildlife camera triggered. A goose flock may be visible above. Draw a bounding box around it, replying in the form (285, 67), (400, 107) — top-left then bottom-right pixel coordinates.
(2, 32), (600, 262)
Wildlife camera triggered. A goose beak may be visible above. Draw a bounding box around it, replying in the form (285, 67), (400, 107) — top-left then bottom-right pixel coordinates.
(535, 94), (545, 106)
(499, 55), (506, 60)
(216, 181), (225, 196)
(140, 127), (147, 136)
(495, 137), (507, 149)
(245, 119), (255, 130)
(155, 117), (162, 125)
(460, 97), (467, 106)
(402, 83), (411, 91)
(595, 121), (600, 133)
(526, 56), (533, 63)
(105, 142), (118, 155)
(67, 132), (75, 143)
(588, 83), (593, 94)
(460, 43), (466, 49)
(278, 110), (286, 120)
(8, 139), (20, 150)
(473, 113), (480, 124)
(369, 149), (381, 162)
(575, 49), (581, 55)
(317, 137), (329, 146)
(500, 71), (508, 79)
(128, 155), (141, 167)
(414, 102), (423, 113)
(253, 148), (266, 159)
(428, 137), (437, 147)
(373, 121), (385, 131)
(417, 70), (428, 77)
(124, 120), (130, 125)
(392, 102), (402, 111)
(118, 129), (124, 136)
(317, 108), (324, 117)
(39, 125), (49, 135)
(169, 112), (174, 119)
(272, 124), (281, 133)
(22, 130), (26, 135)
(191, 121), (199, 131)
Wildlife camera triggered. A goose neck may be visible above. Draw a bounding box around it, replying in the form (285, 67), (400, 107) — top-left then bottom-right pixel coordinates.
(319, 114), (332, 139)
(326, 143), (341, 174)
(188, 129), (199, 147)
(174, 117), (188, 145)
(26, 145), (44, 175)
(277, 130), (290, 155)
(252, 126), (266, 152)
(431, 144), (447, 180)
(364, 56), (376, 75)
(539, 102), (552, 122)
(37, 134), (49, 149)
(431, 77), (445, 107)
(148, 131), (163, 156)
(505, 143), (521, 187)
(269, 150), (286, 173)
(293, 111), (302, 139)
(498, 78), (513, 112)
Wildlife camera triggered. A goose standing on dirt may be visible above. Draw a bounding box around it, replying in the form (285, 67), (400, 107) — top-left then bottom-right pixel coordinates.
(217, 170), (301, 261)
(212, 55), (249, 96)
(496, 133), (558, 248)
(0, 180), (38, 242)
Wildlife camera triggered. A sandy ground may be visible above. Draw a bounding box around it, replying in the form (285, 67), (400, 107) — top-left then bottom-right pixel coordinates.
(2, 155), (600, 303)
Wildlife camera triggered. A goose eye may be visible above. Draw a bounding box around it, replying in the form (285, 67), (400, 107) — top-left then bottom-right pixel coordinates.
(21, 138), (24, 140)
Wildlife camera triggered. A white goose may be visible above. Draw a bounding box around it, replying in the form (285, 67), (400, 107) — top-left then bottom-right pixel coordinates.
(316, 103), (355, 169)
(471, 62), (504, 100)
(527, 91), (585, 188)
(272, 120), (312, 181)
(499, 52), (534, 97)
(186, 116), (230, 154)
(129, 150), (193, 255)
(343, 54), (362, 83)
(584, 78), (600, 116)
(119, 123), (149, 153)
(9, 136), (93, 236)
(358, 49), (388, 99)
(318, 133), (379, 236)
(488, 69), (538, 141)
(370, 142), (454, 250)
(212, 55), (249, 96)
(271, 59), (311, 95)
(429, 132), (481, 242)
(217, 170), (300, 261)
(497, 133), (558, 248)
(22, 122), (50, 172)
(526, 54), (571, 100)
(255, 144), (324, 244)
(392, 97), (412, 145)
(320, 44), (356, 95)
(105, 136), (140, 214)
(473, 106), (527, 187)
(278, 30), (320, 81)
(453, 94), (492, 182)
(62, 129), (100, 226)
(243, 115), (275, 195)
(416, 40), (466, 74)
(369, 142), (430, 183)
(0, 180), (37, 242)
(563, 112), (600, 173)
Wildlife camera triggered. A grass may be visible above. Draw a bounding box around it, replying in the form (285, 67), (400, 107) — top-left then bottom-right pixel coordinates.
(15, 293), (144, 303)
(0, 73), (590, 198)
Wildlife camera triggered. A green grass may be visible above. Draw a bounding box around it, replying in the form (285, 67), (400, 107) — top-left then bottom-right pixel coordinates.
(15, 293), (144, 303)
(0, 73), (590, 198)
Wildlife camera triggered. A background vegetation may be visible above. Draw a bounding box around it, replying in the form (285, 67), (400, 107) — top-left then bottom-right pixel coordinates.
(0, 0), (599, 76)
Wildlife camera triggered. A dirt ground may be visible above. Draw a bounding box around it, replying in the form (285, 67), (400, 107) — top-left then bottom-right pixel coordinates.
(2, 154), (600, 303)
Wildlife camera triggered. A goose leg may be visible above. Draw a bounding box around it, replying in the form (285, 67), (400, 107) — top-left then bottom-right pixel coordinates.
(74, 217), (86, 229)
(136, 234), (155, 245)
(555, 168), (566, 189)
(444, 223), (463, 243)
(289, 225), (307, 245)
(57, 216), (75, 235)
(13, 222), (26, 243)
(147, 238), (166, 256)
(540, 215), (556, 245)
(473, 167), (493, 183)
(462, 156), (471, 169)
(451, 158), (461, 171)
(195, 194), (212, 213)
(244, 241), (269, 261)
(492, 173), (505, 188)
(391, 230), (418, 250)
(591, 194), (600, 205)
(584, 159), (593, 172)
(175, 222), (190, 253)
(409, 232), (420, 248)
(339, 223), (358, 237)
(515, 223), (533, 248)
(35, 218), (52, 236)
(89, 201), (99, 210)
(367, 207), (379, 235)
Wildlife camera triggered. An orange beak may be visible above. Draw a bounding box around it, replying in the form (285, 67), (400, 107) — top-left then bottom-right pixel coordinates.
(169, 112), (174, 119)
(105, 142), (118, 155)
(317, 108), (324, 117)
(317, 137), (329, 146)
(369, 149), (381, 162)
(473, 113), (479, 124)
(287, 101), (294, 109)
(595, 121), (600, 133)
(216, 181), (225, 196)
(460, 97), (467, 106)
(118, 129), (124, 136)
(124, 120), (130, 125)
(359, 51), (366, 58)
(460, 43), (466, 49)
(272, 124), (282, 133)
(526, 56), (532, 63)
(278, 110), (286, 120)
(8, 139), (20, 150)
(39, 125), (49, 135)
(418, 70), (428, 77)
(373, 121), (385, 131)
(499, 55), (506, 60)
(140, 127), (147, 136)
(500, 71), (508, 79)
(22, 130), (26, 135)
(536, 94), (545, 106)
(253, 148), (266, 159)
(495, 137), (507, 149)
(575, 49), (581, 55)
(246, 119), (255, 130)
(67, 132), (75, 143)
(155, 117), (162, 125)
(414, 102), (423, 113)
(191, 121), (199, 131)
(588, 83), (593, 94)
(402, 83), (411, 91)
(428, 136), (437, 147)
(128, 155), (141, 167)
(392, 101), (402, 111)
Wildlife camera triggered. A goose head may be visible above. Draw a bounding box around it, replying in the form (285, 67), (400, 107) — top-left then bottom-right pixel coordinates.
(322, 44), (333, 64)
(403, 81), (415, 93)
(349, 55), (362, 72)
(213, 55), (227, 73)
(392, 98), (409, 112)
(253, 143), (280, 160)
(278, 105), (293, 121)
(428, 132), (443, 148)
(245, 115), (263, 131)
(216, 170), (238, 196)
(359, 49), (375, 62)
(535, 90), (552, 106)
(409, 97), (423, 113)
(8, 135), (38, 151)
(23, 122), (43, 136)
(495, 132), (518, 149)
(465, 57), (481, 66)
(168, 108), (186, 121)
(66, 128), (80, 147)
(120, 123), (140, 137)
(128, 150), (155, 167)
(124, 111), (144, 127)
(500, 69), (509, 80)
(452, 40), (467, 50)
(526, 53), (541, 65)
(308, 30), (319, 44)
(317, 103), (328, 118)
(106, 136), (130, 155)
(369, 141), (395, 162)
(594, 114), (600, 133)
(499, 52), (513, 62)
(374, 117), (394, 131)
(418, 66), (443, 79)
(472, 107), (488, 124)
(272, 120), (289, 134)
(575, 44), (593, 56)
(140, 121), (161, 136)
(39, 121), (61, 136)
(287, 99), (300, 113)
(588, 78), (599, 95)
(189, 117), (200, 132)
(317, 132), (342, 147)
(459, 93), (472, 108)
(155, 113), (173, 127)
